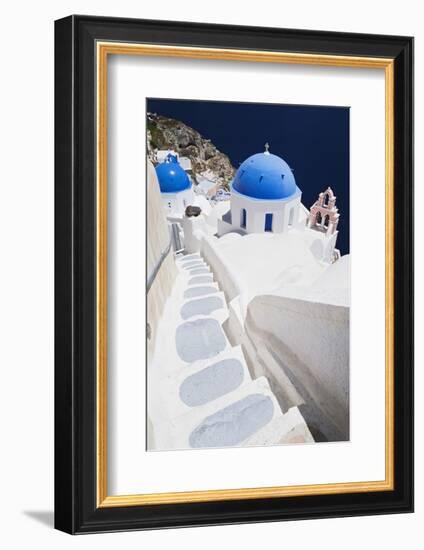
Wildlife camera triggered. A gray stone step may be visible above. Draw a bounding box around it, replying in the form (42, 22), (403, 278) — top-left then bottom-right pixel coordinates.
(179, 291), (229, 324)
(175, 317), (230, 364)
(180, 259), (208, 270)
(187, 274), (214, 285)
(183, 282), (220, 299)
(147, 346), (252, 426)
(176, 253), (201, 263)
(153, 376), (284, 451)
(185, 265), (211, 276)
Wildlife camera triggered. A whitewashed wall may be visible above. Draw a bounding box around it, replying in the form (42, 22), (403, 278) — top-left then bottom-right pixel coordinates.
(245, 293), (349, 440)
(147, 161), (177, 353)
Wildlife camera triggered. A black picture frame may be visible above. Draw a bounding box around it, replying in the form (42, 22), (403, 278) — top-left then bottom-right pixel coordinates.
(55, 15), (414, 534)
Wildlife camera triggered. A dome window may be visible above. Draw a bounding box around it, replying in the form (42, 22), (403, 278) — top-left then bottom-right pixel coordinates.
(240, 208), (247, 229)
(265, 213), (273, 232)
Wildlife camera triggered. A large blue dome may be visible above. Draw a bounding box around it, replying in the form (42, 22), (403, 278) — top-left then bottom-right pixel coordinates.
(155, 154), (192, 194)
(232, 151), (299, 200)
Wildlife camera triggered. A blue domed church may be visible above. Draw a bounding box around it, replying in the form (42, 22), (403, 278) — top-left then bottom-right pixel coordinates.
(155, 153), (194, 215)
(218, 144), (303, 236)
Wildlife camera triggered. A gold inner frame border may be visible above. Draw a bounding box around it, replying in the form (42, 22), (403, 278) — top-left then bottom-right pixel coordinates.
(96, 42), (394, 508)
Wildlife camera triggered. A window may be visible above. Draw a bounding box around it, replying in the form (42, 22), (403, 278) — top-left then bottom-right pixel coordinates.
(240, 208), (247, 229)
(265, 213), (273, 232)
(288, 208), (294, 227)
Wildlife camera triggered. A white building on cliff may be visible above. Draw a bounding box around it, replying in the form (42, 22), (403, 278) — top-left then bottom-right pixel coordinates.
(217, 144), (340, 263)
(155, 153), (195, 216)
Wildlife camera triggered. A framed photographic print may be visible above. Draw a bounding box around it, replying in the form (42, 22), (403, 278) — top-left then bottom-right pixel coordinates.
(54, 15), (414, 533)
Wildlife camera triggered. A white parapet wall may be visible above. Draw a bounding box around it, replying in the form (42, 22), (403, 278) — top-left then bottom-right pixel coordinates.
(147, 160), (178, 358)
(201, 235), (248, 309)
(244, 292), (349, 441)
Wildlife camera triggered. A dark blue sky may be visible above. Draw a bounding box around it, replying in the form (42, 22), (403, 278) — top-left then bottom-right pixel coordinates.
(147, 98), (350, 255)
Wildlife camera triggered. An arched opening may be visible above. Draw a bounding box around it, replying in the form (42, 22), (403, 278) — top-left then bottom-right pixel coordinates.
(324, 193), (330, 206)
(324, 214), (330, 228)
(288, 208), (294, 227)
(240, 208), (247, 229)
(265, 213), (273, 232)
(316, 211), (322, 225)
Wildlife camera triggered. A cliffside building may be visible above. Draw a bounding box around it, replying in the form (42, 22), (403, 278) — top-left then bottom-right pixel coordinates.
(216, 145), (340, 263)
(218, 144), (303, 236)
(155, 153), (194, 216)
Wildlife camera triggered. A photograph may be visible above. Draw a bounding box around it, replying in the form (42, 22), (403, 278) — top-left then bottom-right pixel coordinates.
(146, 98), (350, 451)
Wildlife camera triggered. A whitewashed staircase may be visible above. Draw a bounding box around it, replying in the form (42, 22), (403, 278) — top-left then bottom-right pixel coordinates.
(148, 252), (313, 451)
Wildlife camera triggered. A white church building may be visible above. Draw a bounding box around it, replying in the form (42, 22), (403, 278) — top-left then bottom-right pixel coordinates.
(155, 153), (195, 216)
(218, 143), (303, 235)
(213, 144), (341, 263)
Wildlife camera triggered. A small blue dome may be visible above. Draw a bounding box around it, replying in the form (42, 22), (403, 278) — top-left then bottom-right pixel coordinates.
(155, 154), (192, 194)
(232, 152), (299, 200)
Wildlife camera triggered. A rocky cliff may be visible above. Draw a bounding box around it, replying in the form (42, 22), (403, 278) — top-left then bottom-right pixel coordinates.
(147, 112), (235, 191)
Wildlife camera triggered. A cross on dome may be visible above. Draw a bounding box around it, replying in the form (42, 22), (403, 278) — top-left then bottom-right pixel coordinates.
(264, 142), (270, 155)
